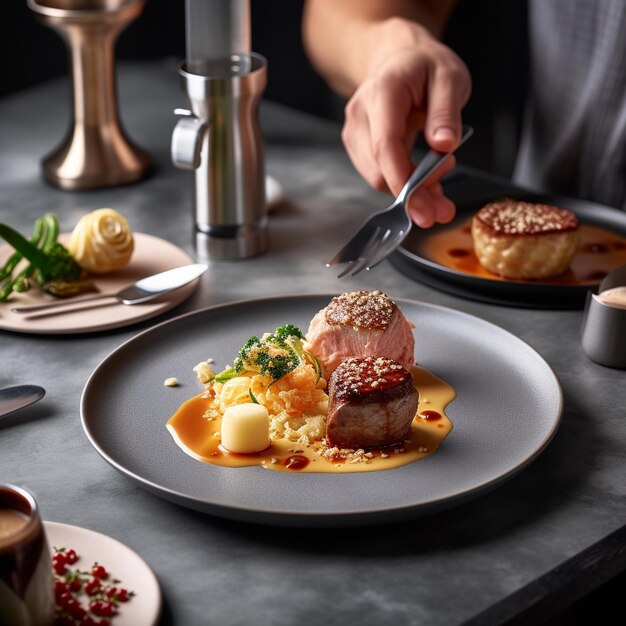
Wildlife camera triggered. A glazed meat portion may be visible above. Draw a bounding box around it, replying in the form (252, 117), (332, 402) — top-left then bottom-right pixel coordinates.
(305, 290), (415, 377)
(326, 356), (418, 449)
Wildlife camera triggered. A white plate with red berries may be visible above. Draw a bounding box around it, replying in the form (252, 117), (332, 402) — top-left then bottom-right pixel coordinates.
(45, 521), (161, 626)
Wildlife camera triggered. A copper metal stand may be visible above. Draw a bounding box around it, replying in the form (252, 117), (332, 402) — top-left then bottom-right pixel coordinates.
(27, 0), (151, 190)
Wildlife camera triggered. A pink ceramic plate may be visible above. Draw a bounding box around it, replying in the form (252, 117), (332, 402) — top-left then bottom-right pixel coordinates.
(0, 233), (198, 334)
(45, 521), (161, 625)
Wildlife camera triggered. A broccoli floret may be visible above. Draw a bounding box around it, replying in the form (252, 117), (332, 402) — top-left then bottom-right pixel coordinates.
(34, 241), (82, 283)
(215, 324), (307, 383)
(251, 346), (299, 380)
(232, 335), (261, 373)
(272, 324), (305, 343)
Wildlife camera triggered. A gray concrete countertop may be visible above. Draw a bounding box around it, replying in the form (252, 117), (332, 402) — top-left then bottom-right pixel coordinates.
(1, 60), (625, 626)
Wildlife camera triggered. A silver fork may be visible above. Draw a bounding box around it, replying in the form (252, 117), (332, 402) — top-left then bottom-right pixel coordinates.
(327, 125), (473, 277)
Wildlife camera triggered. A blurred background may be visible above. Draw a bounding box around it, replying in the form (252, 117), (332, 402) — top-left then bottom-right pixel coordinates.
(1, 2), (624, 623)
(1, 0), (528, 180)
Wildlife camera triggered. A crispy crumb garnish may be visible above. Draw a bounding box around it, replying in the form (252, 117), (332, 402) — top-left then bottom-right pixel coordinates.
(314, 439), (410, 464)
(203, 407), (220, 420)
(193, 360), (216, 385)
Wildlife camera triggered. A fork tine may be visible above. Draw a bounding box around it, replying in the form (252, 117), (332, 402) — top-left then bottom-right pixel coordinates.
(335, 226), (383, 278)
(326, 221), (379, 267)
(347, 227), (392, 277)
(336, 259), (359, 279)
(363, 226), (411, 271)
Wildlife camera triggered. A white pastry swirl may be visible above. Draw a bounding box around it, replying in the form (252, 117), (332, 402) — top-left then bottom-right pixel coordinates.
(69, 208), (134, 274)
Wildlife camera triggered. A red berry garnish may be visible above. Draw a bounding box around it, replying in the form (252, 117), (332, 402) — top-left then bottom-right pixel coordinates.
(55, 580), (69, 597)
(85, 578), (102, 596)
(54, 550), (68, 562)
(88, 599), (115, 617)
(58, 590), (75, 610)
(68, 602), (87, 620)
(91, 564), (108, 580)
(51, 545), (134, 623)
(65, 548), (78, 564)
(53, 555), (68, 575)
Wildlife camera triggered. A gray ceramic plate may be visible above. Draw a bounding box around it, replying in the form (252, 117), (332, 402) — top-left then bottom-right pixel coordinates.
(81, 295), (562, 527)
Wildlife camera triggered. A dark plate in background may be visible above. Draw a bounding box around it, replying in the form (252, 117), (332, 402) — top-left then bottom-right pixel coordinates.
(390, 192), (626, 309)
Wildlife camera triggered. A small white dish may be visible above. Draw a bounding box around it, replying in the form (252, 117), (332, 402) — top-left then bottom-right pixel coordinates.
(581, 263), (626, 368)
(44, 521), (161, 626)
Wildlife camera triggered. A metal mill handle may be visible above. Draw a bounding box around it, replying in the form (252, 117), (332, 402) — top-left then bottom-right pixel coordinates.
(171, 109), (208, 170)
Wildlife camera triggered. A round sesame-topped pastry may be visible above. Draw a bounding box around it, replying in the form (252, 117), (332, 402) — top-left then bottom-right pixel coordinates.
(475, 200), (579, 236)
(471, 200), (580, 279)
(326, 356), (418, 449)
(324, 290), (395, 330)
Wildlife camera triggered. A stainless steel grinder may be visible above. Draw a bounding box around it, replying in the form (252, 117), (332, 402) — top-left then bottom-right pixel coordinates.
(172, 0), (268, 260)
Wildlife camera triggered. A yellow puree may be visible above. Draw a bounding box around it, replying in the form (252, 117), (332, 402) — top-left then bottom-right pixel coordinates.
(166, 366), (455, 473)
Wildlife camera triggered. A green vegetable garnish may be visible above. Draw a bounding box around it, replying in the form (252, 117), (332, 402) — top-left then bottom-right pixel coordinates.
(303, 351), (323, 384)
(0, 214), (91, 302)
(215, 324), (311, 383)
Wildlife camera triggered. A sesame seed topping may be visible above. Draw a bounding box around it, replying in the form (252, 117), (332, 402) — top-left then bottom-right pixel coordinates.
(325, 290), (396, 329)
(330, 356), (411, 399)
(475, 200), (579, 236)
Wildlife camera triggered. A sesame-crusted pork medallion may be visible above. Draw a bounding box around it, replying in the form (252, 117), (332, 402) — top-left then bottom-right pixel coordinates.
(326, 356), (418, 449)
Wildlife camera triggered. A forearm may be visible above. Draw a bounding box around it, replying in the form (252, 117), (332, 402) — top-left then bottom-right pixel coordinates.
(302, 0), (457, 96)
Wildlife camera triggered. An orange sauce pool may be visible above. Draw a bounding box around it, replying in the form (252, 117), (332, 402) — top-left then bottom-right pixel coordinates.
(422, 220), (626, 284)
(166, 366), (455, 473)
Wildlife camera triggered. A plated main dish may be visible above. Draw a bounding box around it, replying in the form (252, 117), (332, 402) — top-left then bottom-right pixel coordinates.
(0, 208), (134, 302)
(424, 198), (626, 284)
(167, 290), (455, 473)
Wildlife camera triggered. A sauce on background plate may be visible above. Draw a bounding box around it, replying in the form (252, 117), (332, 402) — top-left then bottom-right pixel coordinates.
(167, 366), (455, 474)
(422, 220), (626, 284)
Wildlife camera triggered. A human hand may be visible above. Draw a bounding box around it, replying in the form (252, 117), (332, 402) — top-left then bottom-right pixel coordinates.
(341, 20), (471, 227)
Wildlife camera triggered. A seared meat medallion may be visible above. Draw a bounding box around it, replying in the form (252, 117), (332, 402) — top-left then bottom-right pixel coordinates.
(326, 356), (418, 449)
(305, 290), (415, 377)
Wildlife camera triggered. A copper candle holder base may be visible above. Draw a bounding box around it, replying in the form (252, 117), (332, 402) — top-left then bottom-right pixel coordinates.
(28, 0), (151, 190)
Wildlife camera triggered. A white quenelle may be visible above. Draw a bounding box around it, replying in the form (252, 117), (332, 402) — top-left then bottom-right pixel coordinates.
(221, 403), (270, 453)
